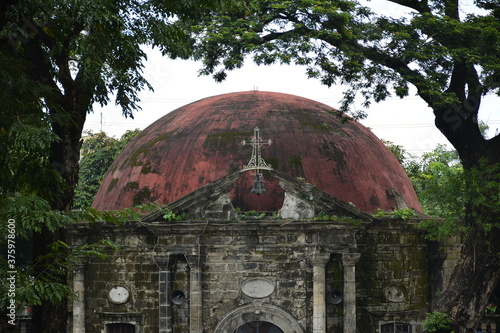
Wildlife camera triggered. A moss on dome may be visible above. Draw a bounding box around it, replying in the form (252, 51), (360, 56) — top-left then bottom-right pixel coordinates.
(92, 91), (421, 213)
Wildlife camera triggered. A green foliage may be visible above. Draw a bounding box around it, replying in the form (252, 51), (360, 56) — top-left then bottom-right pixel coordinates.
(0, 237), (118, 310)
(73, 130), (141, 210)
(422, 311), (454, 333)
(389, 208), (417, 220)
(188, 0), (500, 118)
(382, 143), (464, 239)
(163, 210), (178, 221)
(373, 208), (416, 221)
(461, 160), (500, 232)
(404, 145), (469, 240)
(242, 210), (266, 219)
(1, 0), (236, 211)
(0, 123), (154, 315)
(382, 142), (500, 243)
(0, 0), (238, 329)
(269, 212), (282, 220)
(410, 145), (462, 218)
(160, 208), (182, 222)
(2, 0), (233, 115)
(0, 192), (158, 313)
(383, 140), (412, 165)
(83, 202), (161, 225)
(0, 194), (73, 237)
(0, 107), (63, 203)
(313, 212), (362, 225)
(382, 140), (421, 177)
(236, 208), (267, 220)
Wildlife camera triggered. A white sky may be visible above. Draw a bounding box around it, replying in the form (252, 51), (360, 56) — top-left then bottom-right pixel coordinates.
(83, 0), (500, 157)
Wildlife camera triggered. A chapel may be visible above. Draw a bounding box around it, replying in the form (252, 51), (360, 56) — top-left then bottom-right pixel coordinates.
(68, 91), (461, 333)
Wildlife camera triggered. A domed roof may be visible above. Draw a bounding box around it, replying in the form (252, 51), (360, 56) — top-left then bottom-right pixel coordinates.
(93, 91), (421, 213)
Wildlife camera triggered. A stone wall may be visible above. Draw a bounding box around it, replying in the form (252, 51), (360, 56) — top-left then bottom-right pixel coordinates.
(68, 217), (460, 333)
(355, 218), (462, 333)
(75, 224), (160, 332)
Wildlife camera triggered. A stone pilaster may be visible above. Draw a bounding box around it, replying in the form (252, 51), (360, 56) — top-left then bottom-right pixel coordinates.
(155, 256), (172, 333)
(186, 254), (203, 333)
(311, 253), (330, 333)
(72, 262), (86, 333)
(342, 253), (361, 333)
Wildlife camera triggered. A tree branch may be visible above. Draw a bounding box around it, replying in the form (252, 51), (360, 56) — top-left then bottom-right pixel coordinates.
(444, 0), (460, 20)
(387, 0), (431, 13)
(24, 38), (64, 107)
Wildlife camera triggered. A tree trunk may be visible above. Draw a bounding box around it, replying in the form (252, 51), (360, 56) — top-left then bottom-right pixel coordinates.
(436, 236), (500, 332)
(49, 119), (85, 211)
(29, 129), (85, 332)
(433, 96), (500, 332)
(29, 121), (85, 332)
(26, 41), (88, 327)
(31, 228), (69, 333)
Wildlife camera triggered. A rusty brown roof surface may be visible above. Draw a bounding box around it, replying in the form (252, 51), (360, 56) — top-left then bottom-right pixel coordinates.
(92, 91), (421, 213)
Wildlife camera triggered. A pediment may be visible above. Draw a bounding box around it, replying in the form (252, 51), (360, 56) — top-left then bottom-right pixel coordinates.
(142, 170), (372, 222)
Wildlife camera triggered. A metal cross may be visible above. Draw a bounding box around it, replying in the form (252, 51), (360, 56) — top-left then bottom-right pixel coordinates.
(241, 127), (273, 172)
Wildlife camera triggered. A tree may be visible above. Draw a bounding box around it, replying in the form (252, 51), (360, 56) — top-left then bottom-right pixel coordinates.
(382, 139), (421, 177)
(1, 0), (232, 210)
(387, 141), (500, 326)
(74, 130), (141, 210)
(186, 1), (500, 331)
(0, 113), (122, 332)
(411, 145), (462, 218)
(1, 0), (233, 331)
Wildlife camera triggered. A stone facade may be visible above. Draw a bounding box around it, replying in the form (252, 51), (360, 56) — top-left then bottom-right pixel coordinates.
(68, 171), (460, 333)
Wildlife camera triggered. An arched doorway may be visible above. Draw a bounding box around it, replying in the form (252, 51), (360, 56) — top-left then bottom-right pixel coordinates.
(214, 304), (304, 333)
(234, 321), (284, 333)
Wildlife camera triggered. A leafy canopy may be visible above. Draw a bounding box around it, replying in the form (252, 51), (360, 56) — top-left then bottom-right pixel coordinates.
(74, 130), (141, 210)
(1, 0), (234, 118)
(1, 0), (234, 322)
(188, 0), (500, 124)
(384, 141), (500, 243)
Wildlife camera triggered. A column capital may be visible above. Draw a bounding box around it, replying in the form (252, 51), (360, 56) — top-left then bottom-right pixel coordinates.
(310, 252), (330, 266)
(185, 253), (203, 269)
(342, 253), (361, 266)
(154, 255), (171, 268)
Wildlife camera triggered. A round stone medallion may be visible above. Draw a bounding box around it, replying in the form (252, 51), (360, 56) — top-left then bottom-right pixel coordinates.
(241, 277), (275, 298)
(108, 285), (130, 304)
(384, 283), (407, 303)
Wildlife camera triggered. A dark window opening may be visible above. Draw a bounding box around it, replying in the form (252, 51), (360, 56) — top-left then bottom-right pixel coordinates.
(381, 322), (412, 333)
(234, 321), (284, 333)
(106, 323), (135, 333)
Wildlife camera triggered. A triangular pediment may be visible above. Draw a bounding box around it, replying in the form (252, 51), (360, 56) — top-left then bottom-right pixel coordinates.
(142, 170), (372, 222)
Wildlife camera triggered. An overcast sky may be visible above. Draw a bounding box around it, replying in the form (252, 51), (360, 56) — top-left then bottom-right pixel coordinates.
(83, 0), (499, 157)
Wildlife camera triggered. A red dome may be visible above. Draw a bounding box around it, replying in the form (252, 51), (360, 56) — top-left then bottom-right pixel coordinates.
(93, 91), (421, 213)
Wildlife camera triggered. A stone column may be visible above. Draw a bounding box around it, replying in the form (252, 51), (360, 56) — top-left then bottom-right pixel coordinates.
(311, 253), (330, 333)
(342, 253), (361, 333)
(186, 254), (203, 333)
(155, 256), (172, 333)
(72, 262), (86, 333)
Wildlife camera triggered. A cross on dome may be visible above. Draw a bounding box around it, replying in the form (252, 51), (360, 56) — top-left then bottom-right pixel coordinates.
(241, 127), (273, 172)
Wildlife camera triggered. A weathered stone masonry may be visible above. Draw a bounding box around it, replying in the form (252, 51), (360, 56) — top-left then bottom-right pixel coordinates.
(68, 215), (460, 333)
